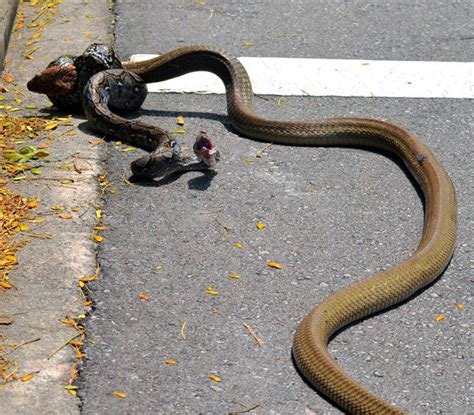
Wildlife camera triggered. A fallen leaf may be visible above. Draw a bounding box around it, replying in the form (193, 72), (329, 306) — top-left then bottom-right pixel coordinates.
(165, 359), (177, 365)
(138, 293), (150, 301)
(206, 287), (220, 295)
(267, 261), (283, 269)
(434, 314), (445, 321)
(92, 234), (104, 243)
(57, 213), (73, 219)
(256, 223), (266, 229)
(20, 373), (34, 382)
(210, 374), (221, 382)
(113, 391), (127, 398)
(228, 273), (240, 279)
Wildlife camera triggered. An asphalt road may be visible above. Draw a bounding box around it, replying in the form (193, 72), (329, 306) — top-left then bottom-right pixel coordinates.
(79, 1), (472, 414)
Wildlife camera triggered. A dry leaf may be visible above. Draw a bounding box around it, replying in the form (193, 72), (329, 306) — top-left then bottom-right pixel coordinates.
(210, 374), (222, 382)
(21, 373), (34, 382)
(267, 261), (283, 269)
(92, 234), (104, 243)
(138, 293), (150, 301)
(206, 287), (220, 295)
(228, 273), (240, 279)
(57, 213), (73, 219)
(113, 391), (127, 398)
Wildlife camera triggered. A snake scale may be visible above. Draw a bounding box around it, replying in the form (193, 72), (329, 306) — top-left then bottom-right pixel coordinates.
(27, 44), (457, 414)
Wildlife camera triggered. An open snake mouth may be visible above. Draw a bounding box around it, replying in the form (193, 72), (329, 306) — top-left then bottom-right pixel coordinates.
(193, 131), (219, 167)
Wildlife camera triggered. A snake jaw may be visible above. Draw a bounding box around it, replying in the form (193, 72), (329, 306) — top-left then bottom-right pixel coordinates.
(193, 131), (220, 168)
(27, 65), (77, 96)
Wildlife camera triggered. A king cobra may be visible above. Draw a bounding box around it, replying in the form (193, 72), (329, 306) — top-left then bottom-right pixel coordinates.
(27, 44), (457, 414)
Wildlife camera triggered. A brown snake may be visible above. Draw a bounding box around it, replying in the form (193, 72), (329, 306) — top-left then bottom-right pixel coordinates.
(28, 44), (457, 414)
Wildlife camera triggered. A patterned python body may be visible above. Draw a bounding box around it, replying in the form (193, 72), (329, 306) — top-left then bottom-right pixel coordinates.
(28, 44), (457, 414)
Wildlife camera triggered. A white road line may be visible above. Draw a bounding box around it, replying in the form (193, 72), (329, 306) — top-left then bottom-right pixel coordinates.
(129, 54), (474, 99)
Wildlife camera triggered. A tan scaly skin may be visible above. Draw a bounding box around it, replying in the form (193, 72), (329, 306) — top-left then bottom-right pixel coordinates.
(28, 45), (457, 415)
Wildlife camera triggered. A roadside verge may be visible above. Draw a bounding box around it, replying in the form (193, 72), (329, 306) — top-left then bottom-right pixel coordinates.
(0, 1), (112, 413)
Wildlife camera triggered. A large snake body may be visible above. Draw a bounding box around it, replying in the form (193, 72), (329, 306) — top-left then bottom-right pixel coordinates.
(27, 44), (457, 414)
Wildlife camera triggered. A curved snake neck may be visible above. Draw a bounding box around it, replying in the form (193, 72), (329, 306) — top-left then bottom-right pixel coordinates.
(29, 45), (457, 414)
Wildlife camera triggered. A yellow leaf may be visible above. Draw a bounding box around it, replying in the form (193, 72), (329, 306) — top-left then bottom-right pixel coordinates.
(267, 261), (283, 269)
(227, 273), (240, 279)
(176, 116), (185, 125)
(122, 147), (136, 152)
(57, 213), (73, 219)
(234, 242), (243, 249)
(68, 389), (77, 396)
(44, 121), (58, 130)
(209, 374), (221, 382)
(115, 141), (122, 146)
(164, 359), (177, 365)
(435, 314), (445, 321)
(256, 223), (266, 229)
(71, 207), (79, 212)
(51, 205), (66, 211)
(3, 74), (14, 83)
(457, 303), (464, 310)
(172, 129), (186, 134)
(206, 287), (220, 295)
(0, 281), (13, 289)
(27, 201), (39, 208)
(21, 373), (33, 382)
(95, 209), (102, 219)
(92, 234), (104, 243)
(94, 226), (107, 231)
(67, 130), (76, 136)
(19, 223), (30, 231)
(244, 159), (254, 163)
(243, 41), (254, 46)
(79, 276), (97, 283)
(113, 391), (127, 398)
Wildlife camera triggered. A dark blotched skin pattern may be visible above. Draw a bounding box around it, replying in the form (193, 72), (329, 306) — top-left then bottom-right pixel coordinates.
(27, 44), (456, 415)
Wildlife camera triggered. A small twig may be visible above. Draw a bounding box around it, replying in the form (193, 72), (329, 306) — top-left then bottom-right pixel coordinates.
(256, 143), (272, 159)
(181, 321), (187, 340)
(11, 337), (41, 351)
(243, 323), (264, 347)
(215, 218), (233, 242)
(47, 332), (84, 360)
(230, 400), (261, 414)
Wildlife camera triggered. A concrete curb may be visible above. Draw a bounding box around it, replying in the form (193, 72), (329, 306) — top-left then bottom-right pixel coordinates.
(0, 0), (18, 71)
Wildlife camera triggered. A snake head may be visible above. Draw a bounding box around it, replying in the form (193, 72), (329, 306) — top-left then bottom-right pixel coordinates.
(193, 131), (220, 168)
(27, 64), (77, 96)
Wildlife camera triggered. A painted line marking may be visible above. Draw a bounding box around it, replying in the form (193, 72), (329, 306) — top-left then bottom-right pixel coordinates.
(129, 54), (473, 99)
